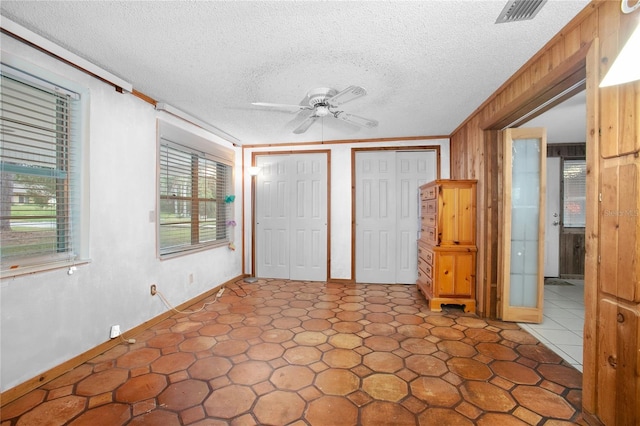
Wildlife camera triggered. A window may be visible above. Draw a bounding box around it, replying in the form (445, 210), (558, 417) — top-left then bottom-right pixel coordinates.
(158, 124), (233, 256)
(1, 62), (84, 275)
(563, 159), (586, 228)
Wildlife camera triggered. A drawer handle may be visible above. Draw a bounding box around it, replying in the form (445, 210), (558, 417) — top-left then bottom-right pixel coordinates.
(608, 355), (617, 369)
(617, 313), (625, 323)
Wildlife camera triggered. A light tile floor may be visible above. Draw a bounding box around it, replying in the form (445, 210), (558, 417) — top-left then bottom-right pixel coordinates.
(519, 279), (585, 372)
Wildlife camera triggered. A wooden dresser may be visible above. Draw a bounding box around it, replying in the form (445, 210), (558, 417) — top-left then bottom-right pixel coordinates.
(417, 179), (477, 313)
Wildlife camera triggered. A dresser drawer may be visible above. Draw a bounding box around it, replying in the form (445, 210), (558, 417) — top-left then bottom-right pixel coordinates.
(418, 243), (434, 265)
(422, 213), (436, 228)
(424, 199), (437, 215)
(421, 185), (437, 200)
(423, 226), (437, 245)
(418, 257), (433, 281)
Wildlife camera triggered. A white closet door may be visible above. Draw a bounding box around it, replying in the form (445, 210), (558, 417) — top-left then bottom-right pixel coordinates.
(396, 152), (437, 283)
(256, 155), (290, 279)
(255, 153), (327, 281)
(356, 150), (437, 284)
(356, 151), (397, 283)
(290, 155), (327, 281)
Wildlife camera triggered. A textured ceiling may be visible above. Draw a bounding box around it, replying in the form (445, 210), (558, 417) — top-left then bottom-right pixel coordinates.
(0, 0), (590, 145)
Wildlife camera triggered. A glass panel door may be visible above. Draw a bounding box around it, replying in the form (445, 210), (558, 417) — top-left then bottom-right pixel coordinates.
(500, 128), (547, 323)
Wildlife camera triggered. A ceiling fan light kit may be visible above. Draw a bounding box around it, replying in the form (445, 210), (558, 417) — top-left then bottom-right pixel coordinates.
(252, 85), (378, 134)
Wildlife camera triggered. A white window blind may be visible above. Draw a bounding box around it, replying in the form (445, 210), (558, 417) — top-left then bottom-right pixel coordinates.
(563, 159), (586, 228)
(159, 142), (231, 255)
(0, 70), (81, 271)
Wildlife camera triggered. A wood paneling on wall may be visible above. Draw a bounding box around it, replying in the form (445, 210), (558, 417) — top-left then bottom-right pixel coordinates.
(450, 1), (640, 423)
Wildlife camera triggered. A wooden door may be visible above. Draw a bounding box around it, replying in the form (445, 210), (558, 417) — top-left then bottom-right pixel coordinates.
(499, 128), (547, 323)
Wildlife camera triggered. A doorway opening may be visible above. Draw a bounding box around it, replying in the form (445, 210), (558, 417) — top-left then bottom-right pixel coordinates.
(516, 90), (586, 371)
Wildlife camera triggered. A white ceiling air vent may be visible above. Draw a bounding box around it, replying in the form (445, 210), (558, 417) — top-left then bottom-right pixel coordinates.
(495, 0), (548, 24)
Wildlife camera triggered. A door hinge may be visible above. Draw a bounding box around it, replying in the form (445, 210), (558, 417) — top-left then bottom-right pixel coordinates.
(598, 255), (601, 264)
(599, 193), (602, 202)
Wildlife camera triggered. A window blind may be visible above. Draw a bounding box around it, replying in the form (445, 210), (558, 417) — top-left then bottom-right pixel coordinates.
(159, 142), (231, 255)
(0, 71), (80, 270)
(563, 159), (586, 228)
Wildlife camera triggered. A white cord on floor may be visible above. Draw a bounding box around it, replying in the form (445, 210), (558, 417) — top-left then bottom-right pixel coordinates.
(155, 287), (224, 315)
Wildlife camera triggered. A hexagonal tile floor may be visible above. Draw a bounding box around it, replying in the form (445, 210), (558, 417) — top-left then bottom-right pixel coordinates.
(1, 278), (586, 425)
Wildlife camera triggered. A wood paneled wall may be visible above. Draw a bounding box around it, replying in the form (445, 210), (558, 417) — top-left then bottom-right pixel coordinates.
(449, 1), (640, 423)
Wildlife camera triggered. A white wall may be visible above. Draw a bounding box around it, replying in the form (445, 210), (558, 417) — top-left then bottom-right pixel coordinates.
(243, 139), (450, 280)
(0, 35), (243, 391)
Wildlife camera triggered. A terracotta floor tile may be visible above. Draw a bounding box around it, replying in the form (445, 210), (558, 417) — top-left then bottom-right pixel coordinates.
(203, 384), (256, 419)
(362, 400), (416, 425)
(411, 376), (461, 407)
(512, 385), (576, 419)
(323, 348), (362, 368)
(67, 402), (131, 426)
(128, 409), (181, 425)
(2, 279), (584, 425)
(491, 360), (541, 385)
(364, 335), (400, 352)
(179, 336), (216, 353)
(270, 365), (315, 390)
(418, 407), (474, 425)
(245, 342), (284, 361)
(476, 412), (530, 425)
(158, 379), (209, 411)
(476, 342), (518, 361)
(328, 333), (362, 349)
(306, 396), (358, 425)
(253, 390), (305, 425)
(151, 352), (195, 374)
(76, 368), (129, 396)
(362, 373), (408, 402)
(315, 369), (360, 395)
(14, 395), (86, 425)
(537, 364), (583, 388)
(228, 360), (272, 385)
(362, 352), (403, 374)
(447, 357), (493, 380)
(115, 373), (167, 403)
(460, 381), (516, 412)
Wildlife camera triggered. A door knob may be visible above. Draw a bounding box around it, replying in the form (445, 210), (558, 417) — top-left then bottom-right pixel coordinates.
(553, 220), (560, 226)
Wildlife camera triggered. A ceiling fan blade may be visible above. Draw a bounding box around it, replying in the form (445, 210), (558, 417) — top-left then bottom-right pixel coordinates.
(293, 115), (319, 134)
(327, 85), (367, 106)
(334, 112), (378, 129)
(252, 102), (310, 111)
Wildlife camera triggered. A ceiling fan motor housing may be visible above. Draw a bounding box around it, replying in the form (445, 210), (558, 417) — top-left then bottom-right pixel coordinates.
(307, 88), (338, 107)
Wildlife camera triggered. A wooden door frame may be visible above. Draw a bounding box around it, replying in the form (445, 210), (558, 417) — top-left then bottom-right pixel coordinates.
(480, 43), (589, 318)
(350, 146), (441, 283)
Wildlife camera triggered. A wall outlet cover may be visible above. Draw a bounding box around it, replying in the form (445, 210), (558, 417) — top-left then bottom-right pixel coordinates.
(110, 325), (121, 338)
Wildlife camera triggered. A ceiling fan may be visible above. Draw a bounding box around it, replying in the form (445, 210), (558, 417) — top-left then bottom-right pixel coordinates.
(252, 86), (379, 134)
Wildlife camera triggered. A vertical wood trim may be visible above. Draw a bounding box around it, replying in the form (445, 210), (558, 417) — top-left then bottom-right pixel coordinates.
(582, 36), (599, 421)
(499, 130), (511, 320)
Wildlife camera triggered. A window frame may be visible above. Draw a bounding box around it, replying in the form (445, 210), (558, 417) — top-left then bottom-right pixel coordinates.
(562, 158), (586, 229)
(0, 52), (89, 278)
(157, 120), (234, 258)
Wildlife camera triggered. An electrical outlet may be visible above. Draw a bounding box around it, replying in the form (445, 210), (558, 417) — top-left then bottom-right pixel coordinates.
(110, 325), (121, 338)
(150, 284), (157, 296)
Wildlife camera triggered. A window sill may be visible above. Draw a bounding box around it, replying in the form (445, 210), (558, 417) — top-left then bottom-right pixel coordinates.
(1, 259), (91, 279)
(159, 241), (230, 261)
